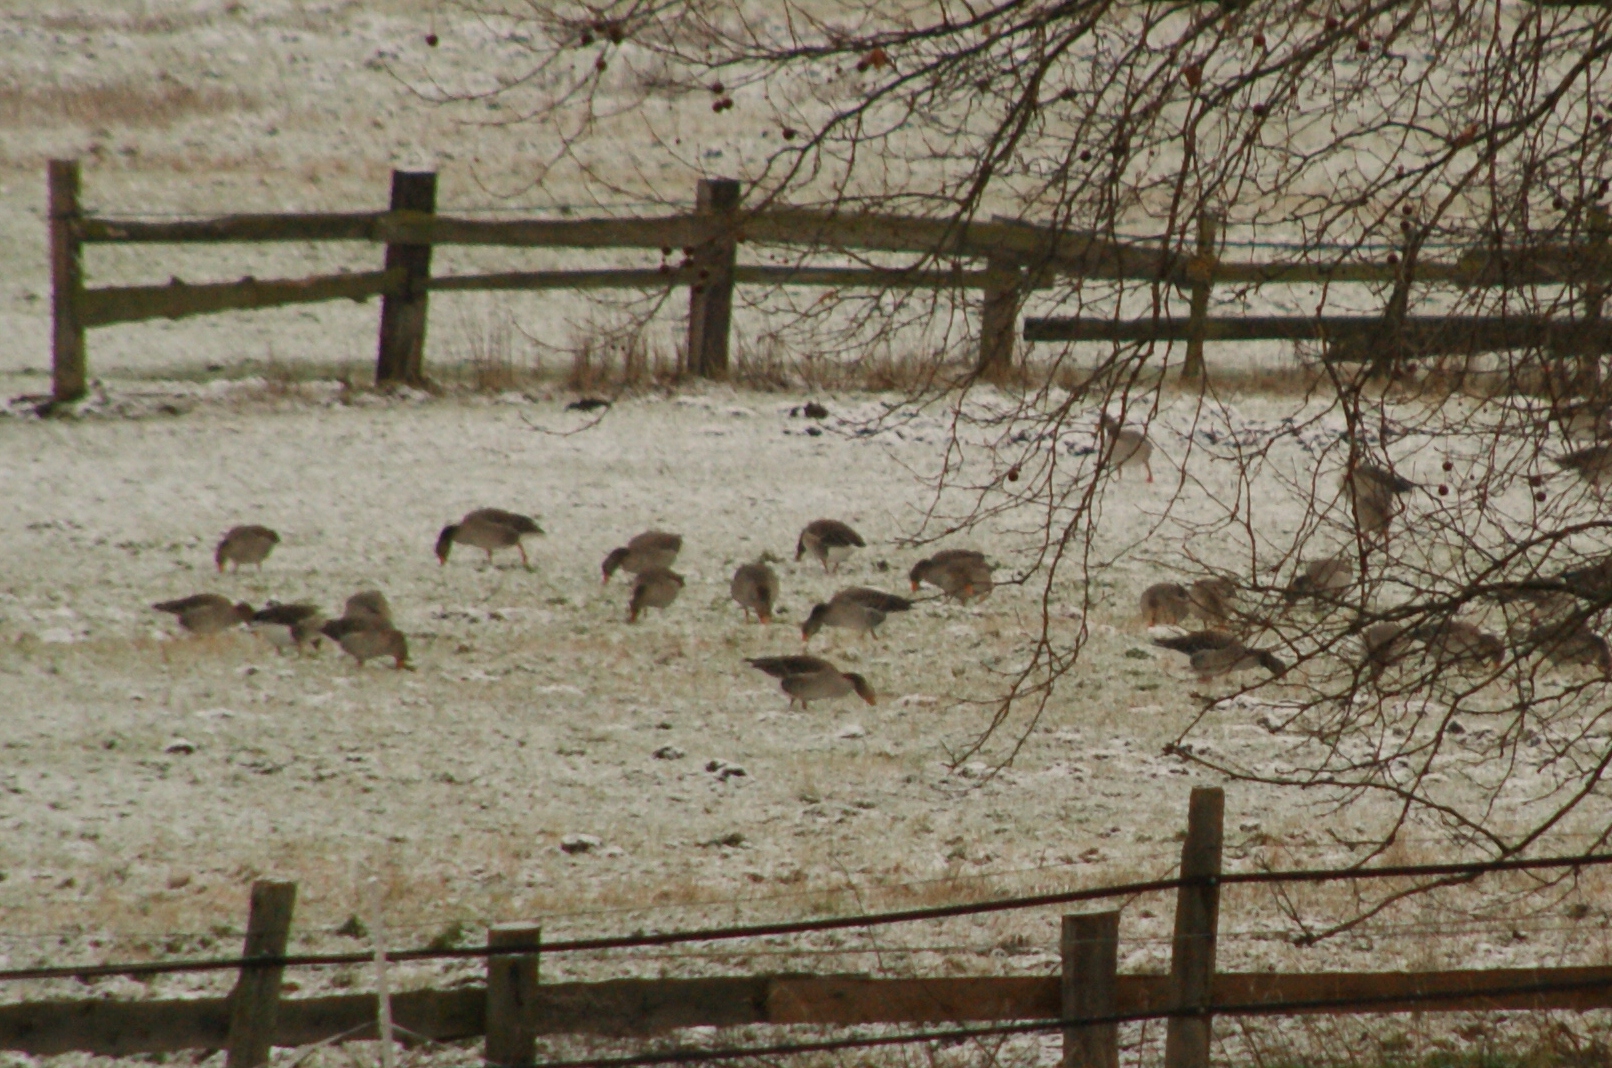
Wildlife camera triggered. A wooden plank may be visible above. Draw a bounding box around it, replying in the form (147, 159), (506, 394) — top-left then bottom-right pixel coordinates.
(1164, 787), (1223, 1068)
(49, 160), (86, 403)
(429, 265), (1008, 293)
(686, 178), (740, 378)
(80, 270), (403, 327)
(225, 881), (296, 1068)
(537, 976), (771, 1035)
(79, 212), (387, 244)
(767, 976), (1058, 1024)
(486, 925), (540, 1068)
(374, 171), (436, 386)
(1063, 913), (1119, 1068)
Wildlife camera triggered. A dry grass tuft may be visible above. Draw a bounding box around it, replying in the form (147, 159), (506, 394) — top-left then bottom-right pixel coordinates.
(0, 79), (255, 129)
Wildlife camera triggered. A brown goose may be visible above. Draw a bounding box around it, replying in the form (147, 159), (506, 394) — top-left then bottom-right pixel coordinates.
(1139, 582), (1191, 626)
(215, 525), (279, 573)
(1361, 621), (1411, 682)
(908, 549), (993, 601)
(795, 519), (865, 573)
(745, 655), (876, 709)
(1553, 443), (1612, 488)
(153, 594), (254, 635)
(1410, 620), (1504, 670)
(1345, 463), (1415, 538)
(321, 618), (411, 669)
(1284, 553), (1353, 604)
(833, 587), (914, 614)
(343, 590), (393, 627)
(249, 603), (324, 652)
(801, 598), (885, 642)
(1529, 620), (1612, 676)
(602, 530), (683, 583)
(1188, 577), (1238, 626)
(628, 567), (684, 623)
(730, 560), (779, 623)
(1153, 630), (1285, 682)
(436, 509), (544, 567)
(1098, 413), (1153, 482)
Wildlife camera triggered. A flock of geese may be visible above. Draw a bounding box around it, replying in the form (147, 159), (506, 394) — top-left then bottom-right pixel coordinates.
(149, 513), (998, 709)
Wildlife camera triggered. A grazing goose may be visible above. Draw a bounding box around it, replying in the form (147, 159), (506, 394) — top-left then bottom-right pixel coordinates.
(1553, 443), (1612, 488)
(436, 509), (544, 568)
(730, 560), (779, 623)
(1153, 630), (1285, 682)
(249, 603), (324, 652)
(1139, 583), (1191, 627)
(909, 549), (993, 601)
(1553, 399), (1612, 441)
(602, 530), (683, 583)
(1529, 620), (1612, 676)
(1345, 463), (1416, 538)
(321, 618), (411, 669)
(1361, 622), (1411, 682)
(1284, 553), (1353, 604)
(628, 567), (684, 623)
(1098, 413), (1153, 482)
(745, 655), (877, 709)
(215, 525), (279, 573)
(795, 519), (865, 573)
(833, 587), (914, 614)
(343, 590), (393, 627)
(1188, 577), (1238, 626)
(1410, 619), (1504, 670)
(801, 598), (885, 642)
(153, 594), (254, 635)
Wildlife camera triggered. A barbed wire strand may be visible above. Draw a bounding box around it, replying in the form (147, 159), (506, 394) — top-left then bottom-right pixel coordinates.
(3, 850), (1610, 985)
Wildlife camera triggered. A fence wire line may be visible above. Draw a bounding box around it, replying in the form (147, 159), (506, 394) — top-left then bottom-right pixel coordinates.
(3, 850), (1610, 985)
(500, 973), (1612, 1068)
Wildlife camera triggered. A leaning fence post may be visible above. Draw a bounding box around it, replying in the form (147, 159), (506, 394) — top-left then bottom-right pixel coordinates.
(1163, 787), (1223, 1068)
(686, 177), (740, 379)
(1062, 911), (1120, 1068)
(374, 169), (437, 388)
(225, 880), (297, 1068)
(1181, 211), (1221, 381)
(49, 159), (86, 405)
(485, 923), (541, 1068)
(978, 255), (1025, 384)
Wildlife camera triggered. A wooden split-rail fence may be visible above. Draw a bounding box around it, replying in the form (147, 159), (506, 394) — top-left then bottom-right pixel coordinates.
(44, 159), (1612, 405)
(5, 787), (1611, 1067)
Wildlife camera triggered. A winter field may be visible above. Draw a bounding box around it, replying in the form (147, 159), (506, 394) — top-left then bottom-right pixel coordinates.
(4, 3), (1612, 1066)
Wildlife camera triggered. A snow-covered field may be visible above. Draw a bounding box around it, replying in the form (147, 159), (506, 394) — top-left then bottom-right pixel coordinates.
(4, 5), (1612, 1065)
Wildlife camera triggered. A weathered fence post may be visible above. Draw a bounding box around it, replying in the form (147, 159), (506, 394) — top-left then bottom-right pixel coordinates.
(1163, 787), (1223, 1068)
(49, 159), (86, 405)
(1181, 211), (1221, 381)
(485, 923), (541, 1068)
(978, 255), (1026, 384)
(1370, 228), (1419, 379)
(225, 880), (297, 1068)
(374, 170), (437, 388)
(1062, 911), (1120, 1068)
(686, 177), (740, 379)
(1577, 205), (1608, 393)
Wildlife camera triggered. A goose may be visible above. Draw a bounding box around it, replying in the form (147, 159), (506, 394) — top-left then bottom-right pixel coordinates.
(343, 590), (393, 627)
(832, 587), (914, 614)
(1529, 620), (1612, 676)
(1345, 463), (1415, 538)
(730, 560), (779, 623)
(1139, 582), (1191, 627)
(248, 603), (324, 652)
(1284, 553), (1353, 604)
(1410, 619), (1504, 670)
(628, 567), (684, 623)
(602, 531), (683, 583)
(1553, 443), (1612, 487)
(795, 519), (865, 573)
(1153, 630), (1285, 682)
(1188, 577), (1238, 626)
(436, 509), (543, 568)
(1361, 621), (1411, 682)
(152, 594), (254, 635)
(1098, 413), (1153, 482)
(909, 549), (993, 601)
(745, 655), (877, 709)
(215, 525), (279, 573)
(801, 598), (885, 642)
(321, 618), (411, 669)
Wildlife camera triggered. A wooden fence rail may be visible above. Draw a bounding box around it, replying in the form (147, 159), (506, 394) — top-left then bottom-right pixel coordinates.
(45, 159), (1612, 404)
(5, 788), (1611, 1064)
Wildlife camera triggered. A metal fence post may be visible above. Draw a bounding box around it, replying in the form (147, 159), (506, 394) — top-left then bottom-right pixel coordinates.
(375, 170), (437, 387)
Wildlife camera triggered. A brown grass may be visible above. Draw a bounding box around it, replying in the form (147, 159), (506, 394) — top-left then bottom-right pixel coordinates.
(0, 80), (255, 129)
